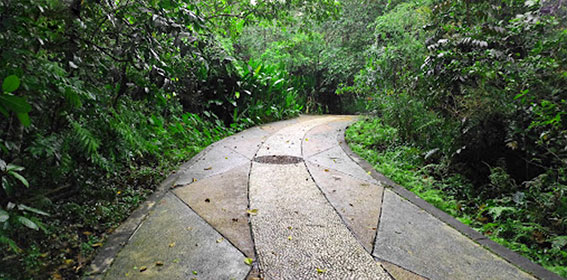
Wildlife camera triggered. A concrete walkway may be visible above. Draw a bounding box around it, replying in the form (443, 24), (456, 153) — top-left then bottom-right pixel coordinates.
(86, 115), (553, 280)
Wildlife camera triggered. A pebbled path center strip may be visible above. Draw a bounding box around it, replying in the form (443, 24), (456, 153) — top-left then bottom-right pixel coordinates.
(249, 118), (391, 279)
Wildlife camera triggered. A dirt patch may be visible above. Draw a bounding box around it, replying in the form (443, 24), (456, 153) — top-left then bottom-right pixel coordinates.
(253, 155), (304, 164)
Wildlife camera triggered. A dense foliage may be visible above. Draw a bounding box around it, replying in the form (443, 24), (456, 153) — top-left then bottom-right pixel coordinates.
(1, 0), (566, 278)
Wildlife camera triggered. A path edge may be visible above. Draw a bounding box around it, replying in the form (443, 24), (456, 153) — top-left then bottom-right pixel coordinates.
(337, 120), (565, 280)
(81, 132), (240, 279)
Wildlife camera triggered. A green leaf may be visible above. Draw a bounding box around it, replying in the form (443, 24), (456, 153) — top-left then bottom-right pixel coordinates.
(0, 235), (21, 253)
(0, 105), (8, 117)
(17, 204), (50, 216)
(244, 258), (253, 265)
(0, 210), (9, 223)
(17, 216), (39, 230)
(0, 94), (31, 113)
(2, 75), (20, 93)
(8, 171), (29, 188)
(16, 113), (31, 127)
(235, 91), (240, 99)
(6, 164), (24, 172)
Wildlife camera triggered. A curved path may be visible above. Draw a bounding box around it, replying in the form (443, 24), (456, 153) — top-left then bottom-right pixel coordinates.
(86, 115), (548, 280)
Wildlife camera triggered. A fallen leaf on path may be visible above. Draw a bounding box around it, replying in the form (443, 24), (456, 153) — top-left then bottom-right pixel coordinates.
(192, 270), (198, 275)
(155, 261), (164, 266)
(288, 235), (292, 241)
(186, 226), (193, 231)
(169, 242), (176, 248)
(91, 242), (103, 248)
(324, 169), (329, 172)
(140, 266), (147, 272)
(204, 166), (212, 170)
(244, 258), (254, 266)
(216, 237), (224, 243)
(316, 268), (326, 274)
(173, 258), (180, 263)
(204, 198), (211, 203)
(246, 209), (258, 216)
(288, 226), (293, 230)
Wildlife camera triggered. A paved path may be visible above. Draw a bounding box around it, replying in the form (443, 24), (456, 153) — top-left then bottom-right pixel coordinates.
(88, 115), (544, 280)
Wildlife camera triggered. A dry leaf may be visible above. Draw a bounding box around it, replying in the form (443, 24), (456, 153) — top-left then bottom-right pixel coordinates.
(216, 238), (224, 243)
(155, 261), (164, 266)
(169, 242), (176, 248)
(246, 209), (258, 216)
(140, 266), (147, 272)
(204, 166), (212, 170)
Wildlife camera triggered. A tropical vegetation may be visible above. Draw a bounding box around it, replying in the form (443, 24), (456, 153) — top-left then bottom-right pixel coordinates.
(0, 0), (565, 278)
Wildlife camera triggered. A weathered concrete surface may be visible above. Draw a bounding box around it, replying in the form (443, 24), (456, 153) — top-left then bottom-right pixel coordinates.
(174, 146), (249, 186)
(258, 118), (301, 134)
(373, 190), (536, 280)
(256, 117), (337, 157)
(379, 261), (428, 280)
(302, 118), (354, 158)
(303, 124), (340, 158)
(104, 192), (250, 279)
(306, 146), (377, 184)
(306, 161), (383, 253)
(173, 163), (254, 257)
(222, 127), (270, 159)
(249, 162), (391, 279)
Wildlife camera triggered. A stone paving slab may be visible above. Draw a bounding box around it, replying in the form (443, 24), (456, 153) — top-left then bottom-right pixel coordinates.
(173, 163), (254, 257)
(222, 127), (270, 159)
(249, 162), (390, 280)
(306, 146), (377, 184)
(373, 189), (537, 280)
(306, 161), (383, 253)
(379, 261), (428, 280)
(303, 124), (340, 158)
(104, 192), (250, 279)
(258, 118), (300, 134)
(175, 146), (250, 186)
(257, 117), (337, 157)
